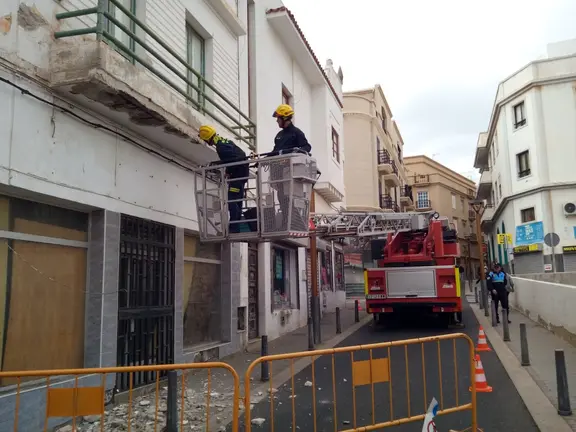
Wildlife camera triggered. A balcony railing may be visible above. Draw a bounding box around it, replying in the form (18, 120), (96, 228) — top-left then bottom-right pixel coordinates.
(468, 210), (476, 220)
(380, 195), (399, 212)
(377, 149), (391, 165)
(413, 174), (430, 184)
(401, 185), (413, 200)
(467, 188), (475, 198)
(54, 1), (256, 149)
(416, 199), (432, 210)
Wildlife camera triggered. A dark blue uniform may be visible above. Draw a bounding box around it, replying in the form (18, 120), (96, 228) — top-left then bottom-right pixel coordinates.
(213, 137), (249, 233)
(272, 124), (312, 155)
(487, 270), (509, 323)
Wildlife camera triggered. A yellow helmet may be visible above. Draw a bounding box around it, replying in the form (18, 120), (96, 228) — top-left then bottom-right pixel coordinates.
(273, 104), (294, 119)
(199, 125), (217, 142)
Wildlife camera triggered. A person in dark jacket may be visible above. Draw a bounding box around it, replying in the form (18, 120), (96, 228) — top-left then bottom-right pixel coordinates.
(199, 125), (249, 233)
(271, 104), (312, 155)
(270, 104), (312, 230)
(486, 263), (511, 324)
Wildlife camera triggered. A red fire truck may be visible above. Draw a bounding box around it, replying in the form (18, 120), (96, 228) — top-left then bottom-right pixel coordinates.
(364, 212), (463, 327)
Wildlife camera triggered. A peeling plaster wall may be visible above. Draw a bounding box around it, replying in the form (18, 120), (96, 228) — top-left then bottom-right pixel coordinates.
(510, 276), (576, 346)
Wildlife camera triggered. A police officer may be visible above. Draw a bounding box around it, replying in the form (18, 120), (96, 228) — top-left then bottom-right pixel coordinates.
(199, 125), (249, 234)
(487, 263), (511, 324)
(272, 104), (312, 155)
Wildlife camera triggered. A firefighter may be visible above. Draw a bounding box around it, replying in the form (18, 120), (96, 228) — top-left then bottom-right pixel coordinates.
(270, 104), (312, 230)
(487, 263), (511, 324)
(199, 125), (249, 234)
(272, 104), (312, 155)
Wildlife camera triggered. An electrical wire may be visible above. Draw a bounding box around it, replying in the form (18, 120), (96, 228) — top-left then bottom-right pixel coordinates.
(0, 75), (197, 175)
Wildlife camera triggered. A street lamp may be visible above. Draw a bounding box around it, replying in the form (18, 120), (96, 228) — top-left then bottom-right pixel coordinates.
(469, 199), (490, 316)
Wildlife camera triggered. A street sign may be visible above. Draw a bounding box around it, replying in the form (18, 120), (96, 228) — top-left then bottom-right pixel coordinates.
(544, 232), (560, 248)
(482, 243), (487, 253)
(544, 263), (553, 271)
(497, 233), (512, 245)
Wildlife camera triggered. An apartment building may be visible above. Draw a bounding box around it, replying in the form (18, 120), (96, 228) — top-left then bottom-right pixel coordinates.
(342, 85), (412, 213)
(474, 39), (576, 275)
(0, 1), (253, 428)
(405, 156), (479, 277)
(248, 1), (346, 340)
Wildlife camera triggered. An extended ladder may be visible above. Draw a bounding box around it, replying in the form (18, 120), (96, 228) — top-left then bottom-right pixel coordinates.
(311, 211), (437, 239)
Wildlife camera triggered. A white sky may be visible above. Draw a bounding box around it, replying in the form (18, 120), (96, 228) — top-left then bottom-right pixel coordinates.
(281, 0), (576, 182)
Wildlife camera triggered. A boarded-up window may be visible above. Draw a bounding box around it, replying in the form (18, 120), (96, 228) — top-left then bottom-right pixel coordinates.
(182, 235), (222, 348)
(0, 195), (88, 385)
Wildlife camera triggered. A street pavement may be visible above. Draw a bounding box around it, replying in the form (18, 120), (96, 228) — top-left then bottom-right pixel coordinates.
(234, 300), (539, 431)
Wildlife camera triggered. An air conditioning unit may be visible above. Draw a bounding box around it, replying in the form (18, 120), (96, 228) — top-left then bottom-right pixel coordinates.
(564, 202), (576, 217)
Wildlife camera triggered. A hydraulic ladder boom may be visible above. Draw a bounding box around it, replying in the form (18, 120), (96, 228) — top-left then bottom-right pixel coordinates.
(311, 211), (436, 239)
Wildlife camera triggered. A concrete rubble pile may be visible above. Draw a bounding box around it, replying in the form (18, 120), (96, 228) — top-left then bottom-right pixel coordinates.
(57, 381), (234, 432)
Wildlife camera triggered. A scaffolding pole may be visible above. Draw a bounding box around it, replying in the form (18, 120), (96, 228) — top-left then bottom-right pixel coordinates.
(310, 192), (321, 345)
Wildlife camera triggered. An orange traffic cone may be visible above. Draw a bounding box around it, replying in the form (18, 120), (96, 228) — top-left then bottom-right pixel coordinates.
(470, 354), (492, 393)
(475, 326), (492, 352)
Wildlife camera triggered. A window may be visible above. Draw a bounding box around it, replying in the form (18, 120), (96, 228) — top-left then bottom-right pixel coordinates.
(460, 197), (465, 210)
(272, 247), (296, 310)
(417, 191), (429, 209)
(453, 218), (458, 233)
(521, 207), (536, 223)
(494, 181), (498, 201)
(513, 101), (526, 129)
(107, 0), (137, 63)
(451, 193), (456, 209)
(516, 150), (531, 178)
(491, 190), (495, 206)
(331, 127), (340, 162)
(376, 136), (381, 152)
(381, 107), (387, 132)
(187, 25), (205, 106)
(498, 182), (502, 198)
(494, 134), (499, 156)
(397, 143), (402, 162)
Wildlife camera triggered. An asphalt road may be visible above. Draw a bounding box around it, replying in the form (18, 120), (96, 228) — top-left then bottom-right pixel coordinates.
(236, 300), (539, 431)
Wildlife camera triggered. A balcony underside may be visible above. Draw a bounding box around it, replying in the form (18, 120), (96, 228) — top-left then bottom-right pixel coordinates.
(315, 181), (344, 203)
(50, 40), (225, 165)
(400, 195), (413, 206)
(383, 173), (400, 187)
(476, 182), (492, 200)
(377, 162), (393, 174)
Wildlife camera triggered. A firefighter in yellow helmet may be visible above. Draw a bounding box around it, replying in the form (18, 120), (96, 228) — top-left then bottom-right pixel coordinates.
(199, 125), (249, 234)
(272, 104), (311, 155)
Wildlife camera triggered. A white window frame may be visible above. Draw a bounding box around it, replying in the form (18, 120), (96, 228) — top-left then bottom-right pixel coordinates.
(451, 193), (456, 209)
(416, 191), (429, 209)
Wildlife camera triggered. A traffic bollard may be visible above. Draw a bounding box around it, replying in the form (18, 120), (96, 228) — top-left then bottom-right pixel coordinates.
(483, 282), (490, 317)
(261, 335), (269, 382)
(336, 307), (342, 334)
(479, 285), (484, 309)
(502, 309), (511, 341)
(354, 300), (360, 323)
(520, 323), (530, 366)
(166, 371), (178, 432)
(555, 349), (572, 416)
(474, 284), (479, 304)
(308, 316), (314, 351)
(491, 296), (498, 327)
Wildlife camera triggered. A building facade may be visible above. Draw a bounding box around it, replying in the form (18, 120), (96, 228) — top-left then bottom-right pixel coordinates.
(474, 39), (576, 275)
(342, 85), (412, 212)
(249, 1), (346, 341)
(0, 0), (253, 428)
(405, 156), (480, 278)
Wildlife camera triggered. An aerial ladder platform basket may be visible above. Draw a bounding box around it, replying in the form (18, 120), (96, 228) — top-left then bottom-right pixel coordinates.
(194, 151), (318, 242)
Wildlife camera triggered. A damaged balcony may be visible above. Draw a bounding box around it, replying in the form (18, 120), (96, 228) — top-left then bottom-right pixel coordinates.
(50, 1), (255, 165)
(379, 195), (399, 213)
(382, 159), (400, 187)
(377, 149), (394, 174)
(399, 184), (413, 207)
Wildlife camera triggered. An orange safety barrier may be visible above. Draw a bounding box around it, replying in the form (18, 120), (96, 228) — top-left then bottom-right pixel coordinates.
(0, 362), (240, 432)
(243, 333), (479, 432)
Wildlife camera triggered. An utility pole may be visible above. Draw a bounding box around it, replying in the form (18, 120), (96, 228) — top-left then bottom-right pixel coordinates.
(471, 200), (489, 316)
(310, 191), (321, 344)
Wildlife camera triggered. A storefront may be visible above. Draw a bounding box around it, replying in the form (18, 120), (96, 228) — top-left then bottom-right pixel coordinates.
(511, 244), (544, 274)
(562, 245), (576, 272)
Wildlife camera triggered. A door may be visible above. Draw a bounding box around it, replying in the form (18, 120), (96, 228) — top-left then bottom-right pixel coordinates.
(116, 215), (175, 391)
(248, 244), (259, 339)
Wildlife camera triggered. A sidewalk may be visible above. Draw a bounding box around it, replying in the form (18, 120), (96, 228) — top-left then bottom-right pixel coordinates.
(69, 302), (370, 432)
(466, 288), (576, 432)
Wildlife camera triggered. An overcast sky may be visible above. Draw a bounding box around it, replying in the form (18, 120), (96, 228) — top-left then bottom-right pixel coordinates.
(281, 0), (576, 182)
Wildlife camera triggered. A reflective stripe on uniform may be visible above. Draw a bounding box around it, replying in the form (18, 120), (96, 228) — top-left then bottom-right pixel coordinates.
(229, 187), (240, 192)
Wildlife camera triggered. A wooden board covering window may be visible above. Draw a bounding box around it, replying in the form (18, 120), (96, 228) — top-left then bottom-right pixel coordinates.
(1, 241), (87, 385)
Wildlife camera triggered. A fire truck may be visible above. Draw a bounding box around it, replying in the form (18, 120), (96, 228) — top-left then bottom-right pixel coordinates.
(363, 212), (463, 327)
(194, 152), (462, 326)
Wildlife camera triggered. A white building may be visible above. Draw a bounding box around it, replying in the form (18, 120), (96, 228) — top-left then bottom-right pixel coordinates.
(249, 1), (346, 341)
(474, 39), (576, 275)
(0, 0), (253, 428)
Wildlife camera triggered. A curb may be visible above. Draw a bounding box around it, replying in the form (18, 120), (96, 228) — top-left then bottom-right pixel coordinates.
(470, 303), (572, 432)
